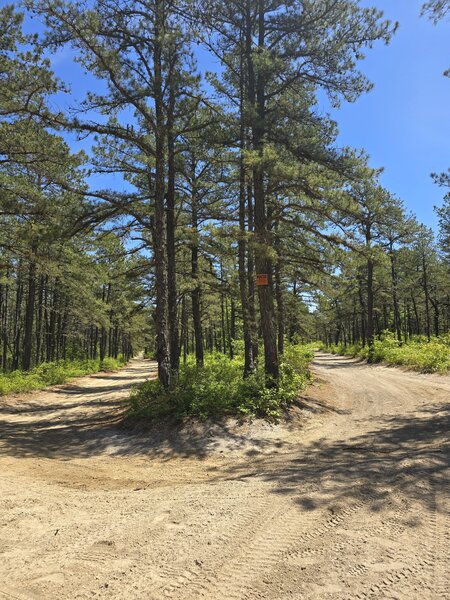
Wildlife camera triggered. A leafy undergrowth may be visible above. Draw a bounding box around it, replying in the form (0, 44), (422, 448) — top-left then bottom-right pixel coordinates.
(128, 344), (315, 423)
(0, 356), (127, 396)
(323, 332), (450, 373)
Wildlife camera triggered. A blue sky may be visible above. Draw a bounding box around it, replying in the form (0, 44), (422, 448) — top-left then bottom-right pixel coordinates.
(324, 0), (450, 230)
(12, 0), (450, 231)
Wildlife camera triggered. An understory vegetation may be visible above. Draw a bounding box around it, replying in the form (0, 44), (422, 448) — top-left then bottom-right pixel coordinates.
(129, 345), (314, 422)
(0, 356), (126, 396)
(323, 333), (450, 373)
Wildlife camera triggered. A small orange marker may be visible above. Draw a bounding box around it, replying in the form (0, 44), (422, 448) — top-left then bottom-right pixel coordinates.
(256, 274), (269, 286)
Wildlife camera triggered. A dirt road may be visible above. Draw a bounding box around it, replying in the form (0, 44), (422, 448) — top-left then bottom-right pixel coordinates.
(0, 353), (448, 599)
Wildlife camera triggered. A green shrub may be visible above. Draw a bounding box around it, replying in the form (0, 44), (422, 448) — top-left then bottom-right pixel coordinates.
(100, 356), (126, 371)
(321, 341), (364, 357)
(128, 344), (314, 423)
(323, 332), (450, 373)
(0, 356), (127, 396)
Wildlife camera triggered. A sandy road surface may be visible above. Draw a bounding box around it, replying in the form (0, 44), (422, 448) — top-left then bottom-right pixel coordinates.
(0, 353), (448, 599)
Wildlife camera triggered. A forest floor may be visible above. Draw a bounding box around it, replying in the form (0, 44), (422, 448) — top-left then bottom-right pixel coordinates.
(0, 353), (449, 600)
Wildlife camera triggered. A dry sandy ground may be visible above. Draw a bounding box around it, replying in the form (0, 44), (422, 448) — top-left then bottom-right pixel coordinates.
(0, 353), (449, 599)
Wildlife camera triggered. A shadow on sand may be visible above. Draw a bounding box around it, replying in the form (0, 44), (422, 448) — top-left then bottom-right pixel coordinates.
(0, 355), (448, 515)
(222, 401), (450, 515)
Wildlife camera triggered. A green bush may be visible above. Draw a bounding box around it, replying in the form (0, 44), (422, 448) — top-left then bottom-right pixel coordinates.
(321, 341), (364, 357)
(128, 344), (314, 423)
(0, 356), (127, 396)
(100, 356), (126, 371)
(323, 332), (450, 373)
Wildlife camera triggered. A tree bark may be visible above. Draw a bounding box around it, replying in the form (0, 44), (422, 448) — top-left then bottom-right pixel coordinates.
(366, 256), (375, 360)
(237, 34), (255, 375)
(35, 275), (45, 365)
(1, 266), (9, 371)
(389, 245), (402, 342)
(421, 253), (431, 341)
(190, 165), (204, 366)
(166, 75), (179, 374)
(274, 228), (284, 355)
(22, 259), (37, 371)
(248, 0), (278, 381)
(153, 0), (171, 387)
(12, 262), (23, 371)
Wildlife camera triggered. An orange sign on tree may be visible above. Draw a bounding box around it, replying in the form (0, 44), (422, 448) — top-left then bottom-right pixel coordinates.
(256, 273), (269, 286)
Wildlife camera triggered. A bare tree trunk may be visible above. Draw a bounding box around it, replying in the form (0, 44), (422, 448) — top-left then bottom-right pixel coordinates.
(166, 76), (179, 374)
(191, 192), (204, 366)
(238, 40), (254, 375)
(366, 256), (375, 360)
(179, 294), (188, 364)
(12, 262), (23, 371)
(411, 294), (420, 336)
(274, 229), (284, 355)
(422, 253), (431, 341)
(229, 298), (235, 359)
(357, 277), (367, 348)
(248, 0), (278, 381)
(22, 258), (37, 371)
(389, 247), (402, 342)
(153, 0), (171, 387)
(1, 266), (9, 371)
(35, 275), (45, 365)
(220, 288), (226, 354)
(247, 185), (258, 362)
(428, 294), (439, 337)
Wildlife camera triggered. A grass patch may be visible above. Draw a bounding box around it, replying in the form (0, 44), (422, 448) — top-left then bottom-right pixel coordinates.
(0, 356), (127, 396)
(128, 344), (314, 423)
(322, 332), (450, 373)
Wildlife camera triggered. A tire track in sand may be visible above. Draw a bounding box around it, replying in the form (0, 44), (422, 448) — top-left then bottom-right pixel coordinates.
(179, 494), (373, 600)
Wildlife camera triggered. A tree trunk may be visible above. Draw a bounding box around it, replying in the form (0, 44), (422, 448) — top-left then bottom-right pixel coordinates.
(245, 2), (259, 365)
(358, 284), (367, 348)
(250, 1), (278, 381)
(389, 247), (402, 342)
(35, 275), (45, 365)
(275, 265), (284, 355)
(422, 253), (431, 341)
(166, 76), (179, 374)
(22, 259), (37, 371)
(191, 176), (204, 366)
(247, 185), (258, 363)
(153, 0), (171, 387)
(220, 288), (226, 354)
(1, 267), (9, 371)
(366, 256), (375, 360)
(12, 262), (23, 371)
(238, 41), (254, 375)
(179, 294), (188, 364)
(411, 294), (420, 337)
(430, 297), (439, 337)
(229, 298), (236, 359)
